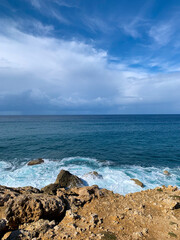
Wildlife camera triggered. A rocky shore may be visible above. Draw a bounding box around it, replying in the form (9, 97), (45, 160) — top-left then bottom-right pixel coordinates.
(0, 169), (180, 240)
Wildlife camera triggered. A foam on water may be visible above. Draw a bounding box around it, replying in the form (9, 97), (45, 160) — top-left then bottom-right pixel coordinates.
(0, 157), (179, 195)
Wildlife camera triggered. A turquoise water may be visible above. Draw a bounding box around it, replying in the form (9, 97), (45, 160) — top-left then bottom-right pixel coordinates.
(0, 115), (180, 194)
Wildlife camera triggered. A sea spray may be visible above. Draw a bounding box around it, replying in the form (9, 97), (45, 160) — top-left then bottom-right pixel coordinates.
(0, 157), (179, 195)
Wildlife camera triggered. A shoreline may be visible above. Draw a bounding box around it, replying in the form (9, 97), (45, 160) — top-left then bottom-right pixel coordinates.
(0, 169), (180, 239)
(0, 158), (179, 196)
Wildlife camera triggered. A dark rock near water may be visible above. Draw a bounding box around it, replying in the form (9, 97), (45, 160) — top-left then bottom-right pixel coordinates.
(163, 170), (170, 176)
(27, 158), (44, 166)
(55, 170), (84, 188)
(84, 171), (103, 179)
(131, 179), (145, 188)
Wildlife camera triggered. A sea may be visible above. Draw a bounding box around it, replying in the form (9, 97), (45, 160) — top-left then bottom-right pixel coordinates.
(0, 115), (180, 195)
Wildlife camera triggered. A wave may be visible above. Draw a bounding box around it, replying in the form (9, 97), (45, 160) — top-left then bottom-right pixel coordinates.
(0, 157), (179, 195)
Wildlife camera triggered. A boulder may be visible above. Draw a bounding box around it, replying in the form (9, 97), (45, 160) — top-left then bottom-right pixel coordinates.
(5, 194), (66, 228)
(27, 158), (44, 166)
(83, 171), (103, 179)
(131, 179), (144, 188)
(163, 170), (170, 176)
(55, 170), (84, 188)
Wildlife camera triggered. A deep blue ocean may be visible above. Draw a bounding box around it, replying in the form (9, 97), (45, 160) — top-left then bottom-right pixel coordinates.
(0, 115), (180, 194)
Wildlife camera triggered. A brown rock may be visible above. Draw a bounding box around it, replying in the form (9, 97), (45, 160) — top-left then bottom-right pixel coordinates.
(22, 219), (56, 239)
(59, 185), (100, 208)
(41, 184), (60, 195)
(131, 179), (145, 188)
(163, 197), (180, 210)
(0, 185), (20, 206)
(17, 186), (41, 194)
(55, 170), (84, 188)
(163, 170), (170, 176)
(71, 185), (100, 202)
(27, 158), (44, 166)
(5, 194), (65, 228)
(132, 231), (144, 239)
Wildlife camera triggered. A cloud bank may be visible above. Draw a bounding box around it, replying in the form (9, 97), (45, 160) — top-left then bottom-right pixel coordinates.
(0, 19), (180, 114)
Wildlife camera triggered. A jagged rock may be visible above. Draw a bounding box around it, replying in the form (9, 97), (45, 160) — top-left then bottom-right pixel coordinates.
(1, 175), (180, 240)
(55, 170), (84, 188)
(167, 185), (178, 191)
(57, 185), (100, 208)
(21, 219), (56, 239)
(0, 186), (41, 209)
(0, 185), (20, 206)
(27, 158), (44, 166)
(41, 184), (60, 195)
(83, 171), (103, 179)
(131, 179), (145, 188)
(17, 186), (41, 194)
(72, 185), (100, 202)
(0, 219), (8, 236)
(5, 194), (65, 228)
(163, 170), (170, 176)
(163, 197), (180, 210)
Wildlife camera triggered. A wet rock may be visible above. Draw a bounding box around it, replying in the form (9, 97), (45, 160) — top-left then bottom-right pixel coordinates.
(163, 170), (170, 176)
(131, 179), (145, 188)
(83, 171), (103, 179)
(5, 194), (66, 228)
(55, 170), (84, 188)
(27, 158), (44, 166)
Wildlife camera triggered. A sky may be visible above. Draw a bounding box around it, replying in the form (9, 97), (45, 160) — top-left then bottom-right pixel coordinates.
(0, 0), (180, 114)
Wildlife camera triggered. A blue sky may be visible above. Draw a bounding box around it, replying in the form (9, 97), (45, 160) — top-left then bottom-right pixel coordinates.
(0, 0), (180, 114)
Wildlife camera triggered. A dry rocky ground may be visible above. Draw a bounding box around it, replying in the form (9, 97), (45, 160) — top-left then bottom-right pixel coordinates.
(0, 169), (179, 240)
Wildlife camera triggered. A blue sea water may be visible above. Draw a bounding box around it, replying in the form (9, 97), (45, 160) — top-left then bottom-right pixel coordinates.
(0, 115), (180, 195)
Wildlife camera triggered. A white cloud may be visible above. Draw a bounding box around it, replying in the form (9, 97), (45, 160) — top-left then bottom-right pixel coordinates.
(0, 20), (180, 114)
(149, 22), (174, 46)
(29, 0), (69, 24)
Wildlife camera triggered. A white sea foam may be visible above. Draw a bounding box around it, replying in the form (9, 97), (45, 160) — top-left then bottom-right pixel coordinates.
(0, 157), (179, 195)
